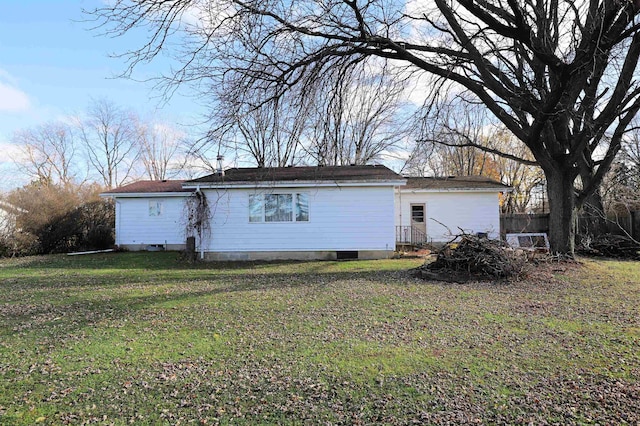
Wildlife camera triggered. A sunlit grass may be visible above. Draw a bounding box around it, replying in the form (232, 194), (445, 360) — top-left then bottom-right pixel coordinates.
(0, 252), (638, 424)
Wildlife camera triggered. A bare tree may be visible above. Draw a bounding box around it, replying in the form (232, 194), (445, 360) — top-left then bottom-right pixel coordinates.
(621, 125), (640, 181)
(90, 0), (640, 255)
(183, 141), (221, 177)
(304, 64), (407, 166)
(78, 99), (139, 188)
(406, 106), (544, 213)
(210, 91), (307, 168)
(408, 103), (500, 177)
(138, 121), (185, 180)
(406, 139), (498, 178)
(11, 121), (79, 185)
(602, 123), (640, 212)
(489, 130), (545, 214)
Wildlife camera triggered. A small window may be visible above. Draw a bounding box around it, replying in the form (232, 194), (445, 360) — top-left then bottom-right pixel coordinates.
(295, 193), (309, 222)
(149, 201), (163, 217)
(411, 205), (424, 223)
(249, 194), (263, 222)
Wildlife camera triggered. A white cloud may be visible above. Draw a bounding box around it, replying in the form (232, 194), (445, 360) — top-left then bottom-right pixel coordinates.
(0, 140), (26, 165)
(0, 70), (31, 112)
(0, 140), (28, 192)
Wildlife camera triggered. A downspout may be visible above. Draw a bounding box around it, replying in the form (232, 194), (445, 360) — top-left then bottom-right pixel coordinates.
(398, 186), (402, 246)
(197, 185), (204, 260)
(398, 186), (402, 227)
(115, 200), (122, 246)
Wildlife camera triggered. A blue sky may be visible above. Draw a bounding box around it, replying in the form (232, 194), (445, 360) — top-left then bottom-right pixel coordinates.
(0, 0), (204, 190)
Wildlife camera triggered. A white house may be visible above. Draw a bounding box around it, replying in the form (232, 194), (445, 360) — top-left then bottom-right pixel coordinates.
(0, 200), (24, 236)
(102, 180), (195, 251)
(103, 165), (406, 260)
(102, 167), (510, 260)
(395, 176), (510, 245)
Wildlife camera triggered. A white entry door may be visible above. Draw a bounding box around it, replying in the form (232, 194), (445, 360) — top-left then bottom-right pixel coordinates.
(410, 203), (426, 242)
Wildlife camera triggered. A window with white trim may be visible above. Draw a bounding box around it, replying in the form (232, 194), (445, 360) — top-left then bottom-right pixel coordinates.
(249, 193), (309, 222)
(149, 201), (163, 217)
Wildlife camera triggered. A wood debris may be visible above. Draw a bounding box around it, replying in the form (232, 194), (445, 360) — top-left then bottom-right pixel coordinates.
(577, 234), (640, 260)
(413, 233), (527, 282)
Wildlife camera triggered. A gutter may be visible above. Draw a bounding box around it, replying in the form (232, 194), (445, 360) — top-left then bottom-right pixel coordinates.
(182, 179), (408, 190)
(99, 191), (194, 198)
(401, 187), (513, 193)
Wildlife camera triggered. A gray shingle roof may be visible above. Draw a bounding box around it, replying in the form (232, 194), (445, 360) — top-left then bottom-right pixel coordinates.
(102, 171), (507, 194)
(403, 176), (510, 190)
(186, 165), (403, 184)
(102, 180), (193, 194)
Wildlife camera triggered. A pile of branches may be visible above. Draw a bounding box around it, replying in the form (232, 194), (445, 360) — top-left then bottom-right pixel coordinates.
(414, 233), (527, 282)
(577, 234), (640, 260)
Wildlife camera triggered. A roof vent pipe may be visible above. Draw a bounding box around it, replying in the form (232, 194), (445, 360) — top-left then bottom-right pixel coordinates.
(216, 155), (225, 177)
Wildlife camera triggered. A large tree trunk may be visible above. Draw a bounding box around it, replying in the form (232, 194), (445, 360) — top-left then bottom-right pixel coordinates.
(546, 169), (577, 256)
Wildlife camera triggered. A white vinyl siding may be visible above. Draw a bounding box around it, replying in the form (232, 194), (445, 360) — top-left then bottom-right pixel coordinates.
(395, 191), (501, 242)
(114, 197), (187, 246)
(204, 186), (395, 252)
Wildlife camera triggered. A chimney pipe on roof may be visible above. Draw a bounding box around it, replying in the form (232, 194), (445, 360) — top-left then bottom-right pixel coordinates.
(216, 155), (225, 177)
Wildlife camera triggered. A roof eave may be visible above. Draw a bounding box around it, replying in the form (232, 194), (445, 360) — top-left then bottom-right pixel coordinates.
(183, 179), (407, 189)
(100, 191), (194, 198)
(399, 187), (512, 193)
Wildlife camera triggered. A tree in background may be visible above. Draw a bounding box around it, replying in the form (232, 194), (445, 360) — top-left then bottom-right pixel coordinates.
(91, 0), (640, 256)
(209, 87), (308, 168)
(3, 99), (193, 257)
(602, 125), (640, 214)
(303, 63), (408, 166)
(138, 121), (186, 180)
(179, 55), (406, 170)
(407, 103), (502, 178)
(490, 130), (545, 214)
(405, 104), (543, 213)
(10, 99), (188, 187)
(78, 98), (139, 188)
(12, 121), (80, 186)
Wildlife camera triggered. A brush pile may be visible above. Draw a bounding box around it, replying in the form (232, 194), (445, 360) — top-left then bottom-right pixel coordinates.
(577, 234), (640, 259)
(413, 233), (527, 282)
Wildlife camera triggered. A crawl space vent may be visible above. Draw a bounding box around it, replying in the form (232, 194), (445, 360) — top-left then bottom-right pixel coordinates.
(336, 251), (359, 260)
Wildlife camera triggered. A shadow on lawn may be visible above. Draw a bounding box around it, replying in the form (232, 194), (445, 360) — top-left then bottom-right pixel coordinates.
(0, 251), (208, 271)
(0, 251), (422, 288)
(1, 251), (410, 271)
(1, 262), (420, 337)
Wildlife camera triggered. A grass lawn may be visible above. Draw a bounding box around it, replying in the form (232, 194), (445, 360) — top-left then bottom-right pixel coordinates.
(0, 252), (638, 424)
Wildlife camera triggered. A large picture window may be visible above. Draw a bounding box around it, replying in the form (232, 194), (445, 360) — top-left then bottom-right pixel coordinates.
(265, 194), (292, 222)
(249, 193), (309, 223)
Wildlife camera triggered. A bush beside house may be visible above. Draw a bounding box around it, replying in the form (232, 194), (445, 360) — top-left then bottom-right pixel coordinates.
(1, 182), (115, 257)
